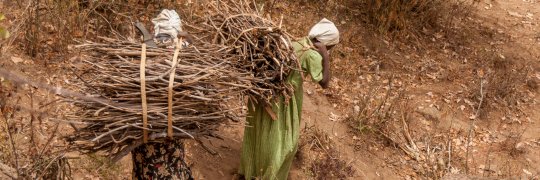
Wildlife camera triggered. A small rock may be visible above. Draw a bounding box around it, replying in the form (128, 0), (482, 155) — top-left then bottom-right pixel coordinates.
(508, 11), (523, 18)
(515, 142), (526, 151)
(11, 56), (24, 64)
(478, 164), (485, 169)
(526, 13), (534, 19)
(329, 112), (340, 121)
(354, 105), (360, 113)
(523, 169), (532, 176)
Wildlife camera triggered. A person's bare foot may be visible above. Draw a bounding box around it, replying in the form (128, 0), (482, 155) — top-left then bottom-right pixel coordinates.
(232, 173), (245, 180)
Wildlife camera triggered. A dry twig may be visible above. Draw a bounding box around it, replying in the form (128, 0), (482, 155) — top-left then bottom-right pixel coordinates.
(465, 76), (485, 174)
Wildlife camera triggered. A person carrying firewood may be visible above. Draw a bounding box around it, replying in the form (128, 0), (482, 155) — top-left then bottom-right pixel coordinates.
(238, 18), (340, 179)
(131, 10), (194, 180)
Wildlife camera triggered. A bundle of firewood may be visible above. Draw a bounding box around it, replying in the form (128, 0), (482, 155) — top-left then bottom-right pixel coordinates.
(187, 0), (299, 104)
(66, 0), (297, 157)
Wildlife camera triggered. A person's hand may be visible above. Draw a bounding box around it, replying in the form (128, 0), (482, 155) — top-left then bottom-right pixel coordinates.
(177, 31), (194, 44)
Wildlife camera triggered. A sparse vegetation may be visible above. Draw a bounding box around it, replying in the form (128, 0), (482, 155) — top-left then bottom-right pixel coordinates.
(73, 154), (122, 179)
(0, 94), (72, 179)
(346, 76), (403, 138)
(299, 127), (355, 179)
(5, 0), (183, 60)
(360, 0), (477, 34)
(347, 90), (456, 179)
(1, 0), (539, 179)
(467, 52), (530, 118)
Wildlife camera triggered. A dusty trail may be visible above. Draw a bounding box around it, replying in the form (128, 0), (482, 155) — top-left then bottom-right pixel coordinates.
(185, 0), (540, 179)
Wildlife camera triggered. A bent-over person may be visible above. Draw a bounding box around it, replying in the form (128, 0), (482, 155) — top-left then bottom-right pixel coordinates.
(239, 18), (340, 179)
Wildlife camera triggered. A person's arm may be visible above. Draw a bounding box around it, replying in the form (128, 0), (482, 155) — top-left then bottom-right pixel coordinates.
(313, 42), (331, 89)
(177, 31), (194, 44)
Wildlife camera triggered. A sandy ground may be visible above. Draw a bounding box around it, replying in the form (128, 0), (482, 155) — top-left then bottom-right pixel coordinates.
(1, 0), (539, 179)
(186, 0), (540, 179)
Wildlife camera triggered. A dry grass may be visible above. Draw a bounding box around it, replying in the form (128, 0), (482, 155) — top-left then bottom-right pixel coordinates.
(309, 155), (354, 180)
(21, 155), (72, 180)
(3, 0), (183, 61)
(499, 129), (527, 158)
(346, 76), (402, 137)
(361, 0), (477, 34)
(70, 154), (122, 179)
(381, 104), (455, 179)
(1, 72), (75, 179)
(468, 52), (530, 117)
(0, 95), (72, 179)
(298, 126), (355, 179)
(345, 80), (459, 179)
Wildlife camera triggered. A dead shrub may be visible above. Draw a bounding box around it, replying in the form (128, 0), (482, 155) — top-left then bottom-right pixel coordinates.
(499, 130), (527, 158)
(20, 155), (72, 180)
(346, 77), (402, 138)
(361, 0), (477, 34)
(387, 106), (457, 179)
(4, 0), (183, 61)
(309, 155), (355, 180)
(0, 82), (72, 179)
(299, 127), (355, 179)
(345, 82), (458, 178)
(468, 53), (529, 116)
(487, 69), (525, 106)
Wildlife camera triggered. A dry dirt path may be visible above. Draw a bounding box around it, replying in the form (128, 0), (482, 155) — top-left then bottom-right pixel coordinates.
(2, 0), (539, 179)
(188, 0), (540, 179)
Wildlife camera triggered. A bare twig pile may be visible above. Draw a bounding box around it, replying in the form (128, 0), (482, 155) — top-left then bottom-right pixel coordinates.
(187, 0), (299, 104)
(66, 38), (261, 155)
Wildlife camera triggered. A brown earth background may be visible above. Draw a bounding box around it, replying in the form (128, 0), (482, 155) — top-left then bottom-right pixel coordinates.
(0, 0), (539, 179)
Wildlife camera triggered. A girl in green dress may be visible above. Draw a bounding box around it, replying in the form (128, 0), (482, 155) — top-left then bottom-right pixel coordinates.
(239, 18), (340, 180)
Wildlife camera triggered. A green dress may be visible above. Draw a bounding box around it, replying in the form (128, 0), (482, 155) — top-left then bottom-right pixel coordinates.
(239, 37), (324, 179)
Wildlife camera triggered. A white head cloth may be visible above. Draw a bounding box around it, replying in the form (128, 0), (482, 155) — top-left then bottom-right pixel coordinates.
(308, 18), (340, 46)
(152, 9), (183, 38)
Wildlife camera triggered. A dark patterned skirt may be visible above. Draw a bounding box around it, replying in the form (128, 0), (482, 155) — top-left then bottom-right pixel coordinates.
(132, 139), (193, 180)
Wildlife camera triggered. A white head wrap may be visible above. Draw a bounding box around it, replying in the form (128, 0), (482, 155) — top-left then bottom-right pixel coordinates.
(308, 18), (340, 46)
(152, 9), (183, 38)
